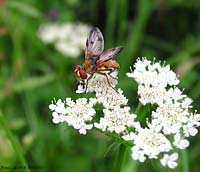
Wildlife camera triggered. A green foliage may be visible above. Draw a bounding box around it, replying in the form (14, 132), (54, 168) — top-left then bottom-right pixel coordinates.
(0, 0), (200, 172)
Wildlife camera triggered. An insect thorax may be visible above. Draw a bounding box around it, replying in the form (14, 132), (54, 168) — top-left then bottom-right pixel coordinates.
(82, 57), (98, 73)
(82, 60), (93, 73)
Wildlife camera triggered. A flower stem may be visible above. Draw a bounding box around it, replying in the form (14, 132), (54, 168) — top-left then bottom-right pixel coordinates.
(115, 144), (126, 172)
(182, 150), (189, 172)
(94, 128), (133, 147)
(0, 111), (29, 172)
(134, 102), (142, 114)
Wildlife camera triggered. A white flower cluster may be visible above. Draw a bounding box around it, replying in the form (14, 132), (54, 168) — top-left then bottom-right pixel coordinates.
(49, 57), (199, 169)
(131, 128), (172, 161)
(50, 70), (137, 135)
(38, 23), (90, 58)
(83, 72), (137, 134)
(49, 98), (96, 135)
(76, 71), (128, 109)
(76, 70), (118, 94)
(76, 70), (128, 109)
(95, 106), (136, 134)
(126, 58), (200, 168)
(127, 58), (179, 105)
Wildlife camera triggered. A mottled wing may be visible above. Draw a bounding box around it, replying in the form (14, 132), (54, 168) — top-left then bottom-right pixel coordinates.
(85, 27), (104, 59)
(99, 46), (123, 61)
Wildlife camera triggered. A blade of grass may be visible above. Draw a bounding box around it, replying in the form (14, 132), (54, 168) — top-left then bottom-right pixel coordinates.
(117, 0), (128, 43)
(120, 0), (153, 73)
(189, 80), (200, 100)
(6, 0), (41, 18)
(0, 74), (55, 102)
(144, 35), (177, 53)
(23, 92), (46, 166)
(105, 0), (118, 48)
(0, 111), (29, 172)
(168, 42), (200, 65)
(115, 144), (126, 172)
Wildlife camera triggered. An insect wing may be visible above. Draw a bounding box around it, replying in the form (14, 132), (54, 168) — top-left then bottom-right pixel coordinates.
(99, 46), (123, 61)
(85, 27), (104, 59)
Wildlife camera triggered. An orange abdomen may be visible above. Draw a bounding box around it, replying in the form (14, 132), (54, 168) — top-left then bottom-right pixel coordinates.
(96, 59), (120, 69)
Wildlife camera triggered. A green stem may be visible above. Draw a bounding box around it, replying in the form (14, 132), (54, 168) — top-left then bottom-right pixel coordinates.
(94, 128), (133, 147)
(182, 150), (189, 172)
(137, 104), (149, 122)
(0, 111), (29, 172)
(115, 144), (126, 172)
(134, 102), (142, 115)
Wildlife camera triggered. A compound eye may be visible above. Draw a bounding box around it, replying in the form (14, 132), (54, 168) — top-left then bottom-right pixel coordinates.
(74, 65), (81, 70)
(79, 70), (87, 79)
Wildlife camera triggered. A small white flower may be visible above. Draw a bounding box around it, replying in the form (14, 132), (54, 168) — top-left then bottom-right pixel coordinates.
(181, 97), (193, 109)
(160, 153), (179, 169)
(183, 112), (200, 137)
(164, 87), (185, 103)
(183, 123), (198, 137)
(65, 98), (75, 107)
(122, 132), (137, 141)
(52, 112), (66, 124)
(49, 99), (67, 114)
(76, 84), (86, 94)
(173, 133), (190, 149)
(131, 146), (146, 162)
(79, 124), (93, 135)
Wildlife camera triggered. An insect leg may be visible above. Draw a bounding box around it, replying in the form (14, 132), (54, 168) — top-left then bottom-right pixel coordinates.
(85, 72), (95, 92)
(107, 69), (118, 80)
(96, 69), (118, 93)
(97, 68), (118, 80)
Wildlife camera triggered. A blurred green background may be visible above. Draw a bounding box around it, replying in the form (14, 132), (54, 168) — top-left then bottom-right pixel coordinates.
(0, 0), (200, 172)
